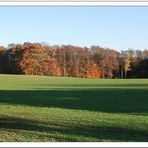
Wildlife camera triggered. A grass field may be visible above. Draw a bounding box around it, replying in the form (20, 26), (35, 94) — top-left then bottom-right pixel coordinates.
(0, 74), (148, 142)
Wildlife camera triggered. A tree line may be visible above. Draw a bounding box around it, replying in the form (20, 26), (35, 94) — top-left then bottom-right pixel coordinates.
(0, 42), (148, 78)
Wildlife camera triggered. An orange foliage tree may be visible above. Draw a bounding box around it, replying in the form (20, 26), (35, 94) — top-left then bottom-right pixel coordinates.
(0, 42), (147, 78)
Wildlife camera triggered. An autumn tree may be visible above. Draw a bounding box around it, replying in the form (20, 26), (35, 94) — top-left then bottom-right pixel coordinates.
(0, 42), (148, 79)
(90, 46), (119, 79)
(120, 50), (132, 79)
(0, 46), (6, 73)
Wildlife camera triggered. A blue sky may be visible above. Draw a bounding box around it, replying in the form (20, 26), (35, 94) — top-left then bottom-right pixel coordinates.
(0, 7), (147, 51)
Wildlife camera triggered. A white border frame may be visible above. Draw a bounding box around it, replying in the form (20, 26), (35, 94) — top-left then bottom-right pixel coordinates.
(0, 1), (148, 6)
(0, 2), (148, 147)
(0, 142), (148, 147)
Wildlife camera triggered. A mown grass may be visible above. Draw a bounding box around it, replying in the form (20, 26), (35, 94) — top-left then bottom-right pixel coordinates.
(0, 74), (148, 142)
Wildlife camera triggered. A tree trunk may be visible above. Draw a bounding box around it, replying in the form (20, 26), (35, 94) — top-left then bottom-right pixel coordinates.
(102, 69), (105, 79)
(63, 48), (67, 76)
(121, 68), (123, 79)
(125, 70), (127, 79)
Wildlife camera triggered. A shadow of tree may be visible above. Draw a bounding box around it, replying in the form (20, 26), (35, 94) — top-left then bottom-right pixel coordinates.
(33, 82), (148, 88)
(0, 115), (148, 142)
(0, 88), (148, 113)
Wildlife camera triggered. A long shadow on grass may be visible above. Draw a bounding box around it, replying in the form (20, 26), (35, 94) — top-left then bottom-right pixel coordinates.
(0, 88), (148, 113)
(0, 115), (148, 142)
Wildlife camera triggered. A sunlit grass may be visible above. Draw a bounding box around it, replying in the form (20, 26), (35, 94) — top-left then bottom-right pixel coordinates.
(0, 74), (148, 142)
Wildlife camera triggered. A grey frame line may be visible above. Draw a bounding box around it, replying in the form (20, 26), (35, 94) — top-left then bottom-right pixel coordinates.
(0, 5), (148, 6)
(0, 1), (148, 7)
(0, 0), (148, 3)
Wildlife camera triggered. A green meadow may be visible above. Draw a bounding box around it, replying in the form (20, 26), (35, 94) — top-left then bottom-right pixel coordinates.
(0, 74), (148, 142)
